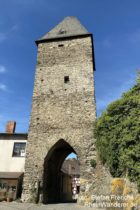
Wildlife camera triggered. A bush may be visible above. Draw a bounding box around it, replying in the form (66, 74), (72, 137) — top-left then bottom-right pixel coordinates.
(95, 72), (140, 192)
(90, 159), (97, 168)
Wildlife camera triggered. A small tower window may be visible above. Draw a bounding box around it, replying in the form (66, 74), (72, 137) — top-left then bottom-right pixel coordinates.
(58, 29), (66, 34)
(58, 44), (64, 47)
(64, 76), (69, 83)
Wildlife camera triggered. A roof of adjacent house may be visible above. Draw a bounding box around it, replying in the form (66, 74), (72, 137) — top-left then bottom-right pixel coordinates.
(61, 158), (80, 176)
(0, 172), (23, 179)
(36, 16), (90, 43)
(0, 133), (27, 140)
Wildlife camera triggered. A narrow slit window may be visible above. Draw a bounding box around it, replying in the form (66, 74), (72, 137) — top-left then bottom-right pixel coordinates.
(64, 76), (69, 83)
(58, 44), (64, 47)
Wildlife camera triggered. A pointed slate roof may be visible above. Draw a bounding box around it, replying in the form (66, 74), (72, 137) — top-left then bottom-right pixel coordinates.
(36, 16), (90, 43)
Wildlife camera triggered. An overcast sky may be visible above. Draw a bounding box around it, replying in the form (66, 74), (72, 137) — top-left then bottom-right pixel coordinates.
(0, 0), (139, 132)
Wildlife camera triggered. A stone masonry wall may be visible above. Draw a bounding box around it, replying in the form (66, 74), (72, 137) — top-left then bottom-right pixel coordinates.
(22, 36), (96, 203)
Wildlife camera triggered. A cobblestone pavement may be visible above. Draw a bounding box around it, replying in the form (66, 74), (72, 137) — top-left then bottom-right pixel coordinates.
(0, 202), (99, 210)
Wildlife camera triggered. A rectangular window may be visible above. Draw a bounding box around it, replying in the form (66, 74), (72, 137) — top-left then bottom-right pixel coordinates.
(12, 142), (26, 157)
(64, 76), (69, 83)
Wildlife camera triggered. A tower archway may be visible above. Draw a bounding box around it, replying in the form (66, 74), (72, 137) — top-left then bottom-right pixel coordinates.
(43, 139), (80, 204)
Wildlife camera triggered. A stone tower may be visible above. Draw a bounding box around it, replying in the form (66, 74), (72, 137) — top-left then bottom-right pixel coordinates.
(22, 16), (96, 204)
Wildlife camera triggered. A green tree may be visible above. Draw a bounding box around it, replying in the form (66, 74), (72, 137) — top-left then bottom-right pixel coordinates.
(95, 73), (140, 191)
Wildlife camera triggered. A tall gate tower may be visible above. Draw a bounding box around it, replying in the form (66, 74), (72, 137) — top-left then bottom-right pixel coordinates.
(22, 16), (96, 204)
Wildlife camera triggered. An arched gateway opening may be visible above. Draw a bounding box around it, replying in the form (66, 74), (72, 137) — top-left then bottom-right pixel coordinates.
(43, 139), (80, 204)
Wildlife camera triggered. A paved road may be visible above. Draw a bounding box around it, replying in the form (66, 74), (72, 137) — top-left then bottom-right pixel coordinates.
(0, 202), (100, 210)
